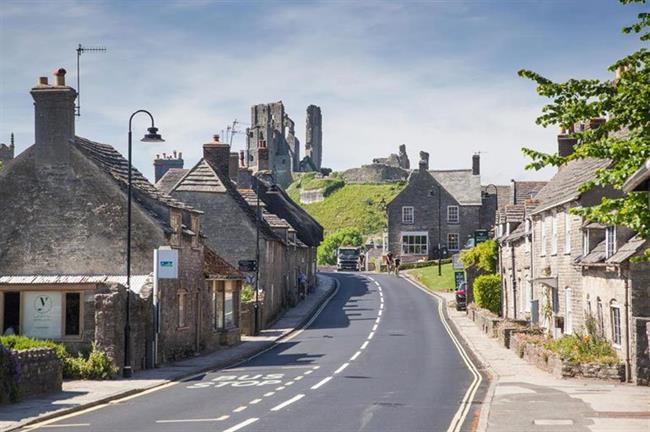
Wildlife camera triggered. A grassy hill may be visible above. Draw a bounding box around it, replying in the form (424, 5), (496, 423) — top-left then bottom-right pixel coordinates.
(287, 174), (405, 237)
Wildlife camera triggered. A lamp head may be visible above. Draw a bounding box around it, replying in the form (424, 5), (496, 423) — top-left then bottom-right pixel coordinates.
(141, 126), (165, 142)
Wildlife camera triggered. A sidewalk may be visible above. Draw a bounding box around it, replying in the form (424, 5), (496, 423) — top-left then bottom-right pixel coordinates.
(437, 291), (650, 432)
(0, 275), (337, 432)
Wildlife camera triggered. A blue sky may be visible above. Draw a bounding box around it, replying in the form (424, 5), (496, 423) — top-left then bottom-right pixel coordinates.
(0, 0), (645, 183)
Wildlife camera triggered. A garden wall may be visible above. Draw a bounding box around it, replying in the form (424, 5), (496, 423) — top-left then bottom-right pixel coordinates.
(1, 348), (63, 404)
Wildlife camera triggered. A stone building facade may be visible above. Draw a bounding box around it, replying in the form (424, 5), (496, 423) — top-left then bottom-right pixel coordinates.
(0, 69), (241, 371)
(386, 153), (483, 263)
(153, 151), (184, 183)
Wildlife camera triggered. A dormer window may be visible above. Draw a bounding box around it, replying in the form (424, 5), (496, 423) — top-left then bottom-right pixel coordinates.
(605, 226), (616, 259)
(191, 214), (200, 248)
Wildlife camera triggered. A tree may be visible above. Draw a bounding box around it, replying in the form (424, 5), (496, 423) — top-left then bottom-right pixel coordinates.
(317, 227), (363, 265)
(518, 0), (649, 251)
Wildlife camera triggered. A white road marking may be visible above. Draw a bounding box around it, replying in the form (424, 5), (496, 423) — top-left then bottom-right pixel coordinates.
(378, 310), (383, 317)
(263, 391), (275, 397)
(294, 375), (304, 381)
(250, 399), (262, 405)
(334, 362), (349, 374)
(350, 350), (362, 360)
(156, 418), (227, 424)
(217, 415), (230, 421)
(304, 370), (313, 375)
(360, 341), (369, 350)
(367, 276), (376, 282)
(275, 386), (286, 391)
(375, 317), (381, 324)
(222, 418), (259, 432)
(233, 406), (247, 413)
(534, 419), (574, 426)
(312, 365), (320, 369)
(372, 324), (378, 331)
(368, 331), (375, 340)
(270, 394), (305, 411)
(311, 376), (333, 389)
(41, 425), (90, 428)
(380, 303), (384, 310)
(285, 381), (295, 386)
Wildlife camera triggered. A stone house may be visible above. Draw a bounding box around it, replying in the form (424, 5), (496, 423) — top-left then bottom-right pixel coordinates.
(386, 153), (483, 263)
(0, 69), (242, 371)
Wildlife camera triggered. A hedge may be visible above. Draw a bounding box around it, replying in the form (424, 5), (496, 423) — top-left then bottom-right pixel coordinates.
(474, 274), (501, 314)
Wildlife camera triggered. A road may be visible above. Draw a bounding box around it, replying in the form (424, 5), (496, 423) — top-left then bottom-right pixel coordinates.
(22, 272), (484, 432)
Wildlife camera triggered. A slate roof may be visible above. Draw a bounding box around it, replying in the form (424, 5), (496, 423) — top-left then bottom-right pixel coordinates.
(0, 274), (152, 294)
(513, 181), (547, 204)
(530, 158), (611, 215)
(430, 170), (482, 206)
(623, 158), (650, 193)
(75, 137), (198, 213)
(239, 188), (293, 231)
(204, 246), (243, 280)
(579, 235), (647, 266)
(156, 168), (189, 194)
(174, 159), (226, 193)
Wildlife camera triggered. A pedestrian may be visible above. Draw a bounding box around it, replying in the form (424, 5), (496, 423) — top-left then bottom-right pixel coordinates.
(385, 252), (394, 274)
(394, 256), (401, 276)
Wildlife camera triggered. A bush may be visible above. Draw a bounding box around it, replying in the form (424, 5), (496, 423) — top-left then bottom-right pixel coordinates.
(474, 274), (501, 314)
(0, 336), (116, 380)
(460, 240), (498, 273)
(317, 227), (364, 265)
(240, 284), (254, 303)
(544, 334), (619, 366)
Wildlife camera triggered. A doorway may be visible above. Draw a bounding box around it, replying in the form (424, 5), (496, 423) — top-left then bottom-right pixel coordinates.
(3, 292), (20, 334)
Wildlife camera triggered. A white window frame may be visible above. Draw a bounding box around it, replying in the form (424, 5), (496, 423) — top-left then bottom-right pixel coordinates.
(551, 212), (558, 255)
(610, 304), (622, 346)
(525, 219), (531, 253)
(582, 229), (590, 256)
(605, 226), (617, 259)
(402, 206), (414, 224)
(447, 233), (460, 251)
(564, 287), (573, 335)
(564, 212), (571, 254)
(447, 205), (459, 224)
(401, 231), (428, 256)
(540, 218), (547, 256)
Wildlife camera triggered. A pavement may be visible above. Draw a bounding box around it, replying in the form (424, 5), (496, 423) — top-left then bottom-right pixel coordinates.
(0, 274), (337, 432)
(6, 272), (481, 432)
(427, 287), (650, 432)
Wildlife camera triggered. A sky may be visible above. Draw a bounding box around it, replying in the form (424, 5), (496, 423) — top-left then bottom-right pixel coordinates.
(0, 0), (645, 184)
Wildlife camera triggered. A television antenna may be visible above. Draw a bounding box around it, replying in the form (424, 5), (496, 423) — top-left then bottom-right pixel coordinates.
(76, 44), (107, 116)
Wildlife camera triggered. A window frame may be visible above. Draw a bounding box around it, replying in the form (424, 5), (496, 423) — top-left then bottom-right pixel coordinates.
(551, 212), (558, 255)
(582, 229), (590, 256)
(605, 226), (617, 259)
(401, 231), (428, 256)
(540, 218), (547, 256)
(447, 205), (460, 224)
(564, 212), (571, 254)
(64, 291), (82, 337)
(401, 206), (414, 224)
(447, 233), (460, 251)
(610, 303), (622, 346)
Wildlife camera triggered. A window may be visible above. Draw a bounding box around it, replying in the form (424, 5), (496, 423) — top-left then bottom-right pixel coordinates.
(582, 230), (590, 256)
(551, 213), (558, 255)
(211, 280), (239, 330)
(610, 304), (621, 346)
(64, 292), (81, 336)
(525, 220), (531, 253)
(401, 232), (428, 255)
(564, 212), (571, 254)
(606, 226), (617, 258)
(447, 206), (459, 224)
(540, 218), (547, 256)
(224, 289), (235, 328)
(448, 233), (460, 251)
(597, 297), (604, 338)
(178, 290), (187, 328)
(564, 287), (573, 334)
(212, 281), (225, 330)
(401, 206), (414, 224)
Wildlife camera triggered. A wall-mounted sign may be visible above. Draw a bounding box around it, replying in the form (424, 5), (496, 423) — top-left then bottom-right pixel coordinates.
(156, 247), (178, 279)
(454, 271), (466, 290)
(23, 292), (62, 339)
(474, 229), (490, 245)
(238, 260), (257, 272)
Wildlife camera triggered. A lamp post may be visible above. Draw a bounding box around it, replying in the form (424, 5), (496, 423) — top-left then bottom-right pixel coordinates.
(429, 186), (442, 276)
(123, 110), (164, 378)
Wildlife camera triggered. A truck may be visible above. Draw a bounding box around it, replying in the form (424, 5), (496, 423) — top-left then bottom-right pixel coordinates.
(336, 246), (362, 271)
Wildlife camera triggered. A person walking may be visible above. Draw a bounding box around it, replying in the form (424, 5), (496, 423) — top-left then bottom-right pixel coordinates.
(394, 256), (401, 277)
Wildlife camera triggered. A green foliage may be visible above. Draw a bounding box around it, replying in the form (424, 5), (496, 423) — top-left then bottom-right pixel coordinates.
(289, 182), (405, 236)
(474, 274), (502, 314)
(317, 227), (363, 265)
(544, 334), (619, 366)
(287, 172), (345, 198)
(407, 263), (455, 292)
(0, 336), (116, 380)
(460, 240), (498, 273)
(518, 2), (650, 247)
(240, 284), (254, 303)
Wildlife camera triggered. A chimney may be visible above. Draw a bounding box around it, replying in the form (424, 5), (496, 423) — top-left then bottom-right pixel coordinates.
(153, 150), (184, 182)
(237, 167), (253, 189)
(472, 153), (480, 176)
(203, 134), (231, 179)
(239, 150), (245, 168)
(557, 132), (578, 158)
(511, 179), (517, 205)
(31, 68), (77, 167)
(228, 152), (239, 182)
(418, 151), (429, 172)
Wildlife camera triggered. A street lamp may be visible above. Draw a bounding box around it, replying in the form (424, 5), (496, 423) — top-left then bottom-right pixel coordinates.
(428, 186), (442, 276)
(123, 110), (164, 378)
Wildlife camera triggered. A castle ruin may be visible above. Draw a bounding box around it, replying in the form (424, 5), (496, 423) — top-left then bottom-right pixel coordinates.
(0, 133), (15, 165)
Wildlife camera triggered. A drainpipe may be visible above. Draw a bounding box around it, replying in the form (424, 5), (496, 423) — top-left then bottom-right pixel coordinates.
(528, 216), (535, 327)
(623, 266), (632, 383)
(501, 240), (507, 318)
(512, 243), (517, 320)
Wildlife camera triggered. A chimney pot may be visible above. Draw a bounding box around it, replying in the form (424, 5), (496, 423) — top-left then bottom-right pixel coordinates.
(178, 152), (182, 159)
(38, 76), (48, 86)
(472, 153), (480, 176)
(239, 150), (245, 167)
(173, 150), (177, 158)
(213, 134), (220, 143)
(53, 68), (66, 86)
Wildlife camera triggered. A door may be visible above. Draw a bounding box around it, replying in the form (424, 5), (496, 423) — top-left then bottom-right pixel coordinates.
(3, 292), (20, 334)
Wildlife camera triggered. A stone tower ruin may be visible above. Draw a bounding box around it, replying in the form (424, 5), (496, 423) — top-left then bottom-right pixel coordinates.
(305, 105), (322, 171)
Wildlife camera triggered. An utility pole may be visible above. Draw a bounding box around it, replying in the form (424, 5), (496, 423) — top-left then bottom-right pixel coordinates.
(76, 44), (107, 116)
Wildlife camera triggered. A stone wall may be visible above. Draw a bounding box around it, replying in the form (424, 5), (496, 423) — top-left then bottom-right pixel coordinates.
(14, 348), (62, 401)
(632, 318), (650, 385)
(467, 304), (503, 338)
(300, 189), (324, 204)
(342, 164), (408, 184)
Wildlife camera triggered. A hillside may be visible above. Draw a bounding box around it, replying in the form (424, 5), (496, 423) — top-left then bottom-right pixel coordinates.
(287, 175), (405, 237)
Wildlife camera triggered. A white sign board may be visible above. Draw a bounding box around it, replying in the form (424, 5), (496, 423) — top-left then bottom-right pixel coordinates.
(156, 248), (179, 279)
(23, 292), (62, 339)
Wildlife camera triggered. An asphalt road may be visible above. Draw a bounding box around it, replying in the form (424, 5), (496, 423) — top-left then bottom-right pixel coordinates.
(23, 272), (483, 432)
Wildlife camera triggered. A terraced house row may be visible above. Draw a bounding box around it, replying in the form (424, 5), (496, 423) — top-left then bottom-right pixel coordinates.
(496, 124), (650, 385)
(0, 68), (322, 372)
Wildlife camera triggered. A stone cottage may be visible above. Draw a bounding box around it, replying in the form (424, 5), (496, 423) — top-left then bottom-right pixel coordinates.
(0, 69), (242, 371)
(386, 152), (483, 263)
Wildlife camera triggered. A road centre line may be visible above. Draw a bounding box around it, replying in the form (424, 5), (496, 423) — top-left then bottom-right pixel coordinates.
(40, 425), (89, 428)
(270, 394), (306, 411)
(233, 406), (247, 413)
(375, 317), (380, 324)
(222, 418), (259, 432)
(275, 386), (286, 391)
(311, 376), (333, 389)
(250, 399), (262, 404)
(156, 417), (227, 424)
(372, 324), (378, 331)
(360, 341), (369, 350)
(367, 331), (375, 340)
(378, 310), (383, 316)
(304, 370), (313, 375)
(334, 362), (350, 374)
(294, 375), (303, 381)
(263, 391), (275, 397)
(286, 381), (295, 386)
(350, 350), (362, 360)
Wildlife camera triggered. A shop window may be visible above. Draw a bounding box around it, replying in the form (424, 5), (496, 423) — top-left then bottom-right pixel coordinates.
(64, 292), (81, 336)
